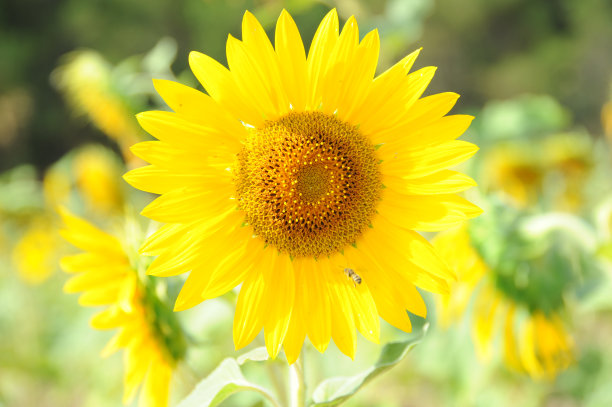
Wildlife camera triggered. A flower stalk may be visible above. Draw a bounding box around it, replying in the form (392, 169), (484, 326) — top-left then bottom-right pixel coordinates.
(289, 353), (306, 407)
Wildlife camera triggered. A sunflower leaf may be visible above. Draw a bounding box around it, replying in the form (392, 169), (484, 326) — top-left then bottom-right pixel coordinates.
(310, 329), (425, 406)
(237, 346), (271, 365)
(177, 358), (280, 407)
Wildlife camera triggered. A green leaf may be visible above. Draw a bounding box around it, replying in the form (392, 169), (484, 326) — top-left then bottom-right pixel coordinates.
(237, 346), (270, 365)
(311, 328), (426, 406)
(177, 358), (280, 407)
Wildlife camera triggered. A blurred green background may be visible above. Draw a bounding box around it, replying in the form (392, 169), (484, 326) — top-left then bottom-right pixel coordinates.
(1, 0), (612, 406)
(2, 0), (611, 172)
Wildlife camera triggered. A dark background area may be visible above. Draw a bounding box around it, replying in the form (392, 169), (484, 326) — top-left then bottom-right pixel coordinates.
(1, 0), (611, 171)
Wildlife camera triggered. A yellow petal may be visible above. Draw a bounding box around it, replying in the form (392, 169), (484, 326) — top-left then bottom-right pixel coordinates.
(503, 304), (523, 372)
(173, 272), (208, 312)
(378, 189), (483, 232)
(130, 140), (233, 172)
(295, 258), (331, 353)
(263, 253), (295, 359)
(123, 165), (210, 195)
(64, 266), (129, 293)
(77, 280), (123, 306)
(345, 246), (427, 319)
(319, 15), (360, 115)
(60, 252), (123, 273)
(275, 9), (308, 111)
(328, 266), (357, 359)
(123, 342), (151, 404)
(233, 250), (273, 350)
(306, 8), (339, 109)
(400, 92), (460, 128)
(239, 11), (289, 117)
(472, 285), (501, 360)
(335, 28), (380, 121)
(139, 358), (172, 407)
(136, 111), (241, 152)
(379, 140), (479, 179)
(328, 255), (380, 344)
(202, 231), (264, 300)
(226, 35), (286, 121)
(355, 48), (421, 133)
(189, 51), (263, 127)
(152, 78), (245, 138)
(283, 310), (306, 365)
(381, 114), (474, 148)
(384, 170), (477, 195)
(362, 66), (437, 138)
(141, 185), (235, 223)
(90, 306), (130, 330)
(59, 207), (124, 256)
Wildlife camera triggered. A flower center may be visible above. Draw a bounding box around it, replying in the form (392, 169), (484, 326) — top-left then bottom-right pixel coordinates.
(296, 163), (330, 202)
(235, 111), (381, 258)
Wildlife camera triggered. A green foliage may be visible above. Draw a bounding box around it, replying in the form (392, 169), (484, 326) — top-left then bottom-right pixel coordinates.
(311, 335), (423, 406)
(177, 358), (280, 407)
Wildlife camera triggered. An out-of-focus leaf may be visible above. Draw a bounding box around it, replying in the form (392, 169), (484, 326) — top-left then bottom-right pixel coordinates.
(520, 213), (598, 252)
(479, 95), (570, 141)
(142, 37), (178, 75)
(177, 358), (279, 407)
(311, 329), (425, 406)
(0, 165), (44, 213)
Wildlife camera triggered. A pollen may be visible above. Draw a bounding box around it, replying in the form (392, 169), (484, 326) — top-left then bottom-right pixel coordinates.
(235, 111), (381, 258)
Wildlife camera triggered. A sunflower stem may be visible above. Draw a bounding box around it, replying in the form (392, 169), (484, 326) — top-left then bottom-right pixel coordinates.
(289, 351), (306, 407)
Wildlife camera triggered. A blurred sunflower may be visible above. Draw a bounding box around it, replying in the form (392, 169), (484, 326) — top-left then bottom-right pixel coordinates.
(59, 208), (184, 407)
(73, 146), (125, 214)
(12, 218), (62, 284)
(542, 133), (593, 212)
(125, 9), (481, 362)
(433, 223), (574, 379)
(51, 51), (142, 164)
(43, 145), (125, 215)
(484, 141), (544, 208)
(484, 133), (595, 212)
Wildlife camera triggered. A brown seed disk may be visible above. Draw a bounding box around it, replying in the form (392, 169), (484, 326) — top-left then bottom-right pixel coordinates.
(234, 111), (381, 258)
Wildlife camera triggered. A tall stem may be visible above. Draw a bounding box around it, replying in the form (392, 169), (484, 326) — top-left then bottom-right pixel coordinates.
(289, 351), (306, 407)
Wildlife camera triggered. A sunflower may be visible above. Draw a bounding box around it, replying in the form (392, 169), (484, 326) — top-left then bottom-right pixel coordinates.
(484, 141), (544, 208)
(72, 145), (125, 214)
(124, 9), (480, 362)
(59, 208), (182, 406)
(52, 51), (142, 164)
(431, 224), (486, 327)
(433, 225), (573, 378)
(12, 218), (62, 284)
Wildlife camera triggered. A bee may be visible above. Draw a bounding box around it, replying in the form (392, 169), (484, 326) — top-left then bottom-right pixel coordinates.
(344, 268), (362, 286)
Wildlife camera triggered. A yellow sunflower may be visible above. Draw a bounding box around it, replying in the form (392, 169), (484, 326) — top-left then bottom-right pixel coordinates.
(52, 51), (142, 164)
(59, 208), (180, 407)
(12, 218), (62, 284)
(124, 9), (481, 362)
(431, 224), (486, 327)
(484, 141), (544, 208)
(434, 225), (573, 379)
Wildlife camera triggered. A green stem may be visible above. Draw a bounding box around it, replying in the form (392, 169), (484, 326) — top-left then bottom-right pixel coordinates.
(266, 361), (288, 406)
(289, 352), (306, 407)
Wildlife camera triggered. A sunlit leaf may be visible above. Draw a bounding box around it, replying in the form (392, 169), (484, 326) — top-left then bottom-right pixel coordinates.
(310, 329), (425, 406)
(177, 358), (280, 407)
(237, 346), (271, 365)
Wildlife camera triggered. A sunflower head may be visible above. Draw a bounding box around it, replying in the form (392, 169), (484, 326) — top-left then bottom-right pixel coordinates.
(235, 111), (382, 258)
(58, 208), (184, 406)
(125, 9), (480, 361)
